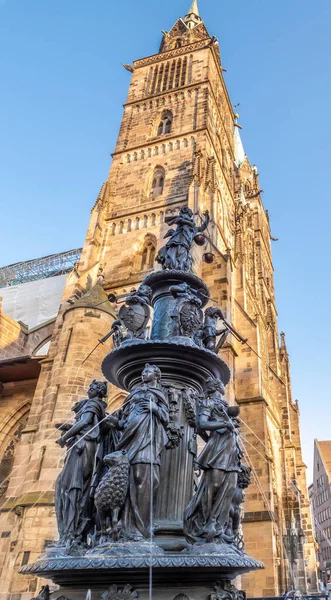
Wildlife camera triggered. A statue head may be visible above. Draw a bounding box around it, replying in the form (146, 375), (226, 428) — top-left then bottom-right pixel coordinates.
(238, 465), (252, 489)
(88, 380), (108, 399)
(204, 377), (225, 397)
(141, 363), (162, 385)
(180, 206), (194, 219)
(205, 307), (224, 320)
(138, 284), (152, 302)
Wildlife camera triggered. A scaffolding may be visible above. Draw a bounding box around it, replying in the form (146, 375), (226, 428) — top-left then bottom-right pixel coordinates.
(0, 248), (82, 288)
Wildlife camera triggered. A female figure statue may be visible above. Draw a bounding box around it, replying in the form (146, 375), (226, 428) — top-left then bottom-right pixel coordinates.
(55, 380), (108, 548)
(111, 364), (169, 540)
(183, 377), (242, 544)
(156, 207), (209, 271)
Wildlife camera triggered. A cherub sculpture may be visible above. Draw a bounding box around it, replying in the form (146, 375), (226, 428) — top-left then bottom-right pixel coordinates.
(194, 307), (229, 352)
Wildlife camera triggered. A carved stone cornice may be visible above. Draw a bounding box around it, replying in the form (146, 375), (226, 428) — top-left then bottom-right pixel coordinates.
(133, 39), (211, 69)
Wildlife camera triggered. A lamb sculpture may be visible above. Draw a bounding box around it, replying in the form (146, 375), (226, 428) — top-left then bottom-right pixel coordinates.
(94, 450), (130, 543)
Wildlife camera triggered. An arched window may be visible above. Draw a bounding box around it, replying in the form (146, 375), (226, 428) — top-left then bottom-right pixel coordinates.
(157, 111), (173, 136)
(0, 415), (28, 504)
(141, 240), (156, 270)
(175, 39), (182, 49)
(151, 166), (165, 198)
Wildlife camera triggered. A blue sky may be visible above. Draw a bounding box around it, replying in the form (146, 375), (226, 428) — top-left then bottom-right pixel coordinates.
(0, 0), (330, 479)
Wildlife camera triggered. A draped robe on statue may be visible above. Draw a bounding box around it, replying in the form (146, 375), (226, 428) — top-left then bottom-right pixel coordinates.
(55, 398), (107, 545)
(115, 385), (169, 539)
(184, 398), (241, 543)
(163, 215), (199, 271)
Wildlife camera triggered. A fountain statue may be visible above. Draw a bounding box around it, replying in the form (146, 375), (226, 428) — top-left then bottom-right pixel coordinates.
(20, 205), (263, 600)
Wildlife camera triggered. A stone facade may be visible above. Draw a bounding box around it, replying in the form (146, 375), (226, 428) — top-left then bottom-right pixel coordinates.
(0, 4), (317, 598)
(310, 440), (331, 583)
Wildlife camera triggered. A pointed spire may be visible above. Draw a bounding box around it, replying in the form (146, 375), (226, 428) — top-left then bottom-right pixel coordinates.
(188, 0), (200, 17)
(280, 331), (289, 361)
(280, 331), (287, 351)
(234, 121), (245, 168)
(184, 0), (202, 29)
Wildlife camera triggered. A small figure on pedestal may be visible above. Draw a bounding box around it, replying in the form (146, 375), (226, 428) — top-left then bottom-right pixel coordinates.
(55, 380), (108, 550)
(183, 377), (242, 545)
(156, 207), (209, 271)
(194, 307), (229, 352)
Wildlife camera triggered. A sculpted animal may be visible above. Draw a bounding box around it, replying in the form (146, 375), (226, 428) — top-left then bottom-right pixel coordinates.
(94, 450), (130, 543)
(223, 465), (251, 546)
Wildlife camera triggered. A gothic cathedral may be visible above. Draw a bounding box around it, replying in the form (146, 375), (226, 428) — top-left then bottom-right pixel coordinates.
(0, 2), (317, 598)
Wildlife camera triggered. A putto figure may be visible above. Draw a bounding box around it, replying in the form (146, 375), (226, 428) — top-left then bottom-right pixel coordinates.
(194, 307), (229, 352)
(55, 380), (108, 549)
(156, 207), (210, 271)
(184, 377), (242, 544)
(109, 364), (169, 540)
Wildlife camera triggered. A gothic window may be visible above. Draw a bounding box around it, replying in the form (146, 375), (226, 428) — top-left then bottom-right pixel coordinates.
(181, 57), (188, 86)
(175, 39), (182, 49)
(151, 166), (165, 198)
(146, 67), (153, 94)
(157, 111), (173, 136)
(141, 240), (156, 270)
(175, 58), (182, 88)
(157, 64), (164, 93)
(151, 65), (159, 94)
(169, 60), (176, 89)
(188, 55), (193, 83)
(162, 62), (170, 91)
(0, 416), (28, 504)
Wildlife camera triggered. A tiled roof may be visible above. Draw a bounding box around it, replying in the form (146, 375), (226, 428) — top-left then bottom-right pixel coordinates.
(317, 440), (331, 480)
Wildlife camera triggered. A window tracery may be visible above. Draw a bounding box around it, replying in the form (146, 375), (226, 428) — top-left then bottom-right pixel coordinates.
(141, 240), (156, 270)
(157, 111), (173, 136)
(151, 166), (165, 198)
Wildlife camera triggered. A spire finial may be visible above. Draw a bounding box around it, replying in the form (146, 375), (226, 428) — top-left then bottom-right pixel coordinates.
(184, 0), (202, 28)
(187, 0), (200, 17)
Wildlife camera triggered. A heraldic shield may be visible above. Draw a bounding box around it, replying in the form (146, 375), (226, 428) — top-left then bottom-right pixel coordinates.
(178, 301), (203, 337)
(119, 302), (150, 339)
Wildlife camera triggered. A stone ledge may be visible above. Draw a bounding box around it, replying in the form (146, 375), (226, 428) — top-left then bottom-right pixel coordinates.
(243, 510), (274, 523)
(1, 491), (54, 511)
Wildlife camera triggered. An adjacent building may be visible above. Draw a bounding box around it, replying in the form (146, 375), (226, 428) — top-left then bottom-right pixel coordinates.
(0, 2), (317, 597)
(310, 440), (331, 583)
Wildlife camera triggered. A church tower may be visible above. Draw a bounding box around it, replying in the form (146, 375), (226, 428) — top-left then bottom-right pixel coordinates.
(0, 3), (317, 598)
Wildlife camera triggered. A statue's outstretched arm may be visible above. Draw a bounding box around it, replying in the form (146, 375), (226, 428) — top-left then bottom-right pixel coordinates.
(197, 210), (210, 233)
(57, 412), (93, 446)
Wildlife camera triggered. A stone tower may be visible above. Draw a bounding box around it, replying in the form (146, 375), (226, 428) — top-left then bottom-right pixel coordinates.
(0, 2), (317, 598)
